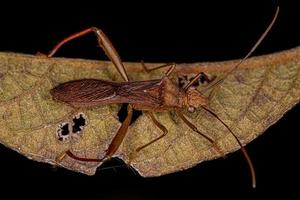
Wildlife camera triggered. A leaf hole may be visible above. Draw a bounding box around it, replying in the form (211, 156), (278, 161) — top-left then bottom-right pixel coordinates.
(72, 113), (86, 133)
(57, 123), (70, 141)
(56, 113), (87, 142)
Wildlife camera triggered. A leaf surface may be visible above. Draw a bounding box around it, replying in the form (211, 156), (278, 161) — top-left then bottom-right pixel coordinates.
(0, 47), (299, 175)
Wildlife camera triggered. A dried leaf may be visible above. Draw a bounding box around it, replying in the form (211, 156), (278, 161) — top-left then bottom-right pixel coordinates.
(0, 46), (299, 176)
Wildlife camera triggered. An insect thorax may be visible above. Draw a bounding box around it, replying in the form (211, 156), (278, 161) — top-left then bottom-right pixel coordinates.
(132, 77), (185, 112)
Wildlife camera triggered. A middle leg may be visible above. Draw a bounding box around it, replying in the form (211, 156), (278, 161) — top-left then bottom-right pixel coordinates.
(135, 112), (168, 153)
(141, 60), (176, 77)
(129, 112), (168, 162)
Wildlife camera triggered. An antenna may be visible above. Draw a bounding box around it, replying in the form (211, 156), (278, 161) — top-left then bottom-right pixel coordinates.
(200, 6), (280, 188)
(202, 6), (280, 93)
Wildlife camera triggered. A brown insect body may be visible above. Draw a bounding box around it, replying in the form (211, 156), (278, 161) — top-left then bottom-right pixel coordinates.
(48, 8), (279, 188)
(51, 77), (208, 112)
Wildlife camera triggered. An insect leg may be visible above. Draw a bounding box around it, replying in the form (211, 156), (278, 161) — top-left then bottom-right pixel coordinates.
(141, 60), (176, 77)
(176, 110), (223, 155)
(135, 112), (168, 153)
(47, 27), (129, 82)
(55, 148), (103, 163)
(183, 71), (206, 91)
(56, 105), (133, 163)
(103, 104), (133, 158)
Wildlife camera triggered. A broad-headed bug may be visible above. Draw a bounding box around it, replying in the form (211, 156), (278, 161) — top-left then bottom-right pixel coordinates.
(49, 7), (279, 188)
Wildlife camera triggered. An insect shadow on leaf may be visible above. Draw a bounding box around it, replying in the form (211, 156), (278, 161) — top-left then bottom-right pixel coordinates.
(118, 103), (142, 124)
(49, 6), (279, 189)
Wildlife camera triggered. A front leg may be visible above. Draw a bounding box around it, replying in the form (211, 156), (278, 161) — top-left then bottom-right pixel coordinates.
(176, 110), (223, 155)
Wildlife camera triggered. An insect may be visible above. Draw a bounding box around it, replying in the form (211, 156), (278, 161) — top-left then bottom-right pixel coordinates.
(49, 7), (279, 188)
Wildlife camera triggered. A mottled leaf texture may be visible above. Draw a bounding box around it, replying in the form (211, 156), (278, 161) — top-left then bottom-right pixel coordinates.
(0, 47), (300, 176)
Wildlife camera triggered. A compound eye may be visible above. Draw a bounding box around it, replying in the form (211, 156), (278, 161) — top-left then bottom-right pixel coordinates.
(188, 106), (195, 113)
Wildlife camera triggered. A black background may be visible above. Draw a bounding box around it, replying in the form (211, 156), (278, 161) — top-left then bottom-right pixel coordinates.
(0, 0), (299, 199)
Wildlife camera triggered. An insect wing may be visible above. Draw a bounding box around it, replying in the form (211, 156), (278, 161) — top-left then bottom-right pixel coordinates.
(51, 79), (118, 107)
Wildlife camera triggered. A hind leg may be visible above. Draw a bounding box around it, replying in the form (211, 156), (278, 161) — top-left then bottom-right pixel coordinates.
(56, 105), (133, 164)
(47, 27), (129, 82)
